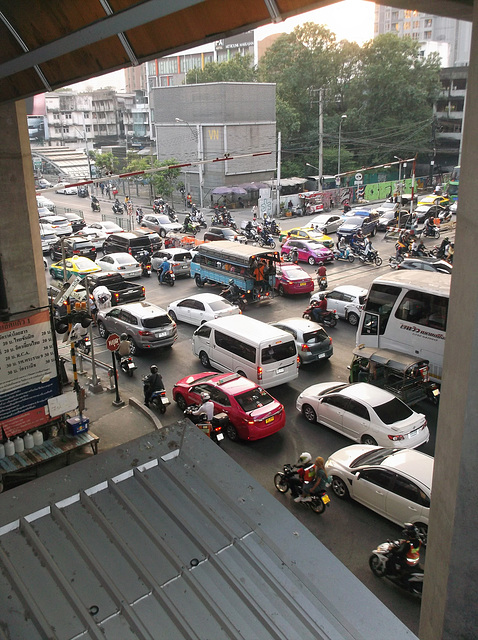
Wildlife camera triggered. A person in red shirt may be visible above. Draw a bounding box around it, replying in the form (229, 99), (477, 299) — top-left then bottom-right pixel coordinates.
(317, 264), (327, 278)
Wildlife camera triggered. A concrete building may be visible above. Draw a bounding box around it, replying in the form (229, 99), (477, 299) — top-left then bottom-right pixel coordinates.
(374, 6), (472, 67)
(435, 65), (468, 170)
(150, 82), (276, 207)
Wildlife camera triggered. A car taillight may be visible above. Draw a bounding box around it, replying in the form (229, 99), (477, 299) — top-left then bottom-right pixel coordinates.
(128, 248), (133, 255)
(301, 344), (310, 352)
(388, 434), (405, 441)
(138, 330), (154, 337)
(257, 366), (262, 380)
(329, 337), (332, 345)
(118, 266), (126, 270)
(114, 293), (120, 300)
(297, 355), (300, 367)
(73, 250), (80, 254)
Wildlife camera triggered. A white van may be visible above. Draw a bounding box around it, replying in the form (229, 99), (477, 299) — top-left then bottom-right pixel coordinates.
(192, 316), (299, 388)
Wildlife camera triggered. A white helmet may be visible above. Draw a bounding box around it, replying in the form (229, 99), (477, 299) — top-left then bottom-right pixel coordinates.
(201, 392), (210, 401)
(298, 452), (312, 465)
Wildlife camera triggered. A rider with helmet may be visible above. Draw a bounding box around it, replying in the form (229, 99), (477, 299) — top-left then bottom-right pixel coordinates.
(189, 391), (215, 422)
(296, 456), (329, 502)
(288, 452), (315, 500)
(158, 255), (171, 283)
(221, 278), (239, 303)
(116, 333), (131, 361)
(391, 523), (422, 577)
(311, 293), (328, 323)
(143, 364), (165, 407)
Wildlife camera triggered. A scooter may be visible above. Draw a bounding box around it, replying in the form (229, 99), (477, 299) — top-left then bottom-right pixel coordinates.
(274, 463), (330, 514)
(112, 201), (124, 215)
(136, 251), (152, 277)
(423, 225), (440, 239)
(369, 539), (424, 598)
(182, 220), (200, 235)
(184, 406), (227, 445)
(157, 269), (175, 287)
(317, 275), (328, 291)
(359, 249), (383, 266)
(119, 355), (137, 377)
(220, 288), (247, 311)
(333, 247), (355, 263)
(258, 233), (276, 249)
(303, 302), (338, 328)
(76, 335), (91, 355)
(91, 197), (101, 212)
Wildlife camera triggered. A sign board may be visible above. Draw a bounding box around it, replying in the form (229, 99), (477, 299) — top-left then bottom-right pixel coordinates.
(106, 333), (121, 352)
(259, 197), (273, 218)
(335, 176), (341, 186)
(355, 172), (363, 182)
(54, 275), (83, 306)
(47, 391), (78, 418)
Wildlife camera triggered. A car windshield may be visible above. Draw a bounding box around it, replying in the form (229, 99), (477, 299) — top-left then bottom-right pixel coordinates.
(172, 252), (191, 261)
(261, 341), (296, 363)
(358, 294), (367, 305)
(209, 300), (230, 311)
(373, 398), (413, 424)
(349, 448), (401, 469)
(142, 314), (171, 328)
(157, 215), (172, 224)
(344, 216), (363, 225)
(235, 387), (275, 412)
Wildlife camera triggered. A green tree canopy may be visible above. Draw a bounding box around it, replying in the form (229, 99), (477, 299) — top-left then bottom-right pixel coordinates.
(185, 54), (256, 84)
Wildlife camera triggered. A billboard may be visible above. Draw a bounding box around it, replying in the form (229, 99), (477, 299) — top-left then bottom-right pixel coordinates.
(0, 310), (60, 439)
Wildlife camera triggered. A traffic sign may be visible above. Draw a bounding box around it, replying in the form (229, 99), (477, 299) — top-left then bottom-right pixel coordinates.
(106, 333), (121, 351)
(53, 275), (82, 306)
(355, 172), (363, 182)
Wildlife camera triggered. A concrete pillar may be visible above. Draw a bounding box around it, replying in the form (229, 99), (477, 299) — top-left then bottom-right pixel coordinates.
(419, 8), (478, 640)
(0, 101), (47, 318)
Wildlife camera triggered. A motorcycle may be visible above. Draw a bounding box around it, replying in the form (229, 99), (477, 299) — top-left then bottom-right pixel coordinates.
(274, 463), (330, 514)
(91, 197), (101, 212)
(303, 302), (338, 328)
(220, 288), (247, 311)
(157, 269), (175, 287)
(317, 275), (328, 291)
(182, 220), (200, 235)
(356, 248), (383, 266)
(423, 225), (440, 239)
(333, 247), (355, 263)
(267, 219), (282, 236)
(243, 226), (259, 243)
(136, 207), (144, 223)
(191, 208), (207, 228)
(282, 249), (298, 264)
(119, 355), (137, 377)
(369, 539), (424, 598)
(112, 201), (124, 215)
(76, 335), (91, 355)
(258, 233), (276, 249)
(136, 251), (152, 277)
(184, 406), (227, 445)
(389, 255), (404, 269)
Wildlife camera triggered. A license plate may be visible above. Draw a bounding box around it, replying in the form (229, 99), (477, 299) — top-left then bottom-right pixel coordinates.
(322, 494), (331, 505)
(432, 388), (440, 396)
(277, 368), (284, 374)
(299, 282), (306, 286)
(318, 353), (325, 358)
(265, 416), (275, 424)
(216, 433), (225, 441)
(162, 397), (170, 405)
(181, 264), (188, 269)
(128, 362), (135, 368)
(156, 332), (166, 338)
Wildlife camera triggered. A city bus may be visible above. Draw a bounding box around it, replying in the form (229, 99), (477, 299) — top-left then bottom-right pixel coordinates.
(356, 271), (451, 382)
(446, 165), (460, 202)
(190, 241), (280, 305)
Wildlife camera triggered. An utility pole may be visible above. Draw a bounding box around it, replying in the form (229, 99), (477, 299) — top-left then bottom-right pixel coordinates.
(276, 131), (281, 217)
(429, 116), (437, 186)
(309, 88), (324, 186)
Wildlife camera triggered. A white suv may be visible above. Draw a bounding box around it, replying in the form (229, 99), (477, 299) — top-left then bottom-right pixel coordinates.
(311, 285), (367, 326)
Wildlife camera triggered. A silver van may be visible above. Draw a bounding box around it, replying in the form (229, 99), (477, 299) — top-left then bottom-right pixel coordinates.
(192, 315), (299, 388)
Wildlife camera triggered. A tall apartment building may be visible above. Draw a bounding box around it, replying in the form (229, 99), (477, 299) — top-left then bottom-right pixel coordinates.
(374, 6), (471, 67)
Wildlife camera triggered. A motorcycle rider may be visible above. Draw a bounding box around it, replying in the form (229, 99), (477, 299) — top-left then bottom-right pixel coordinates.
(390, 523), (422, 579)
(188, 391), (215, 423)
(221, 278), (240, 303)
(290, 452), (314, 500)
(143, 364), (165, 408)
(91, 195), (100, 211)
(317, 264), (327, 288)
(158, 256), (171, 283)
(297, 456), (329, 502)
(424, 215), (436, 236)
(311, 293), (328, 323)
(112, 198), (123, 214)
(363, 236), (373, 261)
(136, 207), (144, 223)
(116, 332), (131, 362)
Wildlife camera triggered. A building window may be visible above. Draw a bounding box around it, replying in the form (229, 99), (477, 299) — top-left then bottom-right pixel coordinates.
(53, 114), (59, 120)
(391, 11), (399, 19)
(424, 19), (432, 27)
(404, 9), (412, 18)
(412, 33), (419, 40)
(84, 112), (90, 119)
(85, 126), (91, 133)
(392, 23), (399, 31)
(404, 22), (410, 30)
(413, 21), (420, 29)
(157, 57), (177, 75)
(424, 31), (432, 40)
(63, 127), (69, 133)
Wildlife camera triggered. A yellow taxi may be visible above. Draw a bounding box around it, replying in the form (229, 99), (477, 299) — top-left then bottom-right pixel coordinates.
(417, 194), (450, 208)
(279, 227), (334, 248)
(49, 256), (102, 280)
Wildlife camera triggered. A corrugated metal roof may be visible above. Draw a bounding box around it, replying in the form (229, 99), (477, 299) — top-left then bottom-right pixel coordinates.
(0, 423), (417, 640)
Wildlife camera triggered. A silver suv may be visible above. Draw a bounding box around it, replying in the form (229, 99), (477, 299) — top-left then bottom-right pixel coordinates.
(97, 301), (177, 353)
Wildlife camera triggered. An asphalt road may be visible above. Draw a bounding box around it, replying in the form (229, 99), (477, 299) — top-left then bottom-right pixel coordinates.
(47, 193), (449, 635)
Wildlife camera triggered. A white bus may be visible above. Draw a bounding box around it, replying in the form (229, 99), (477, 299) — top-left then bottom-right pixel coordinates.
(356, 271), (451, 382)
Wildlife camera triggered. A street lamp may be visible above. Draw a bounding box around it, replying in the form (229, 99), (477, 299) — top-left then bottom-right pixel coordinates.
(305, 162), (322, 189)
(175, 117), (204, 208)
(394, 156), (403, 206)
(337, 114), (347, 177)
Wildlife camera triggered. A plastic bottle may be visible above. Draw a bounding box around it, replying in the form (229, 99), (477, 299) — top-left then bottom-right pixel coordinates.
(14, 436), (24, 453)
(33, 430), (44, 446)
(24, 433), (34, 450)
(0, 443), (5, 459)
(5, 440), (15, 456)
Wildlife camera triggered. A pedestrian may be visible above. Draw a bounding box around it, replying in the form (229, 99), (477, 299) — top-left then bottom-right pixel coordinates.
(112, 185), (118, 197)
(105, 184), (111, 199)
(100, 182), (105, 196)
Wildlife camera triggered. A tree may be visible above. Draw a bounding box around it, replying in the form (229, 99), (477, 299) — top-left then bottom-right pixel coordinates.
(150, 159), (181, 202)
(185, 54), (256, 84)
(91, 151), (119, 176)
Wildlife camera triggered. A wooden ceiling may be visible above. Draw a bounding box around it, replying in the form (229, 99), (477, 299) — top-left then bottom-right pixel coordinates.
(0, 0), (472, 105)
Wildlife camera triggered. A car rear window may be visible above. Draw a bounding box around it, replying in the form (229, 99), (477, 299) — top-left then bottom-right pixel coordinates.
(261, 340), (296, 364)
(303, 328), (329, 344)
(373, 398), (413, 424)
(130, 237), (151, 248)
(235, 387), (275, 412)
(172, 252), (191, 261)
(358, 295), (367, 305)
(116, 254), (136, 264)
(209, 300), (229, 311)
(142, 314), (172, 328)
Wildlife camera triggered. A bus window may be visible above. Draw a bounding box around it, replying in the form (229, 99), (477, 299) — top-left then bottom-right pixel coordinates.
(363, 284), (401, 334)
(396, 291), (448, 330)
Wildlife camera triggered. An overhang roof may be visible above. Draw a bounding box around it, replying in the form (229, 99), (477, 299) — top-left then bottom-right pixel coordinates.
(0, 423), (416, 639)
(0, 0), (472, 106)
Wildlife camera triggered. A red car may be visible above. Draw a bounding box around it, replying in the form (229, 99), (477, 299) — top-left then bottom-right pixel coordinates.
(274, 263), (314, 296)
(173, 372), (286, 441)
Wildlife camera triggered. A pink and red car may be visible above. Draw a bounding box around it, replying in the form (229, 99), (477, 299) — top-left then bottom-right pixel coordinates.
(173, 371), (286, 441)
(281, 238), (334, 265)
(274, 263), (314, 295)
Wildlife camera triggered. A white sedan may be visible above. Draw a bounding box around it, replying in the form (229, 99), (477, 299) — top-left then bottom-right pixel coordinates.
(167, 293), (241, 326)
(308, 213), (344, 235)
(325, 444), (433, 543)
(82, 222), (124, 236)
(54, 183), (78, 195)
(77, 229), (108, 250)
(296, 382), (429, 448)
(96, 253), (142, 279)
(311, 285), (367, 326)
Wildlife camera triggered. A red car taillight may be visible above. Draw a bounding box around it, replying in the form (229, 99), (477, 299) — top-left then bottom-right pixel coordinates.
(257, 366), (262, 380)
(301, 344), (309, 352)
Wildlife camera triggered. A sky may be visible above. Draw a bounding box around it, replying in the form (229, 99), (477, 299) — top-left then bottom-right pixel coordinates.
(69, 0), (375, 92)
